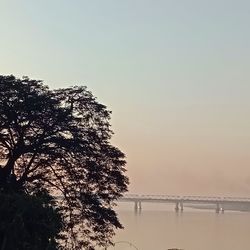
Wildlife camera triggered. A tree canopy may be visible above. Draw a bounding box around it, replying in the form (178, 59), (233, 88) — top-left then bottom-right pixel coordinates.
(0, 75), (128, 249)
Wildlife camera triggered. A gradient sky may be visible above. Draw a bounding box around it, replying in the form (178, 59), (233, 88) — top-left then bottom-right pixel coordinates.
(1, 0), (250, 196)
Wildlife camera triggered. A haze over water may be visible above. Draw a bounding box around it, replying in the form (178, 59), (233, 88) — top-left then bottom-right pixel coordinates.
(112, 204), (250, 250)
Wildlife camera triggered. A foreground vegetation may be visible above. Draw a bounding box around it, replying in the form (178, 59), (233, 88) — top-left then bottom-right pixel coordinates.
(0, 75), (128, 249)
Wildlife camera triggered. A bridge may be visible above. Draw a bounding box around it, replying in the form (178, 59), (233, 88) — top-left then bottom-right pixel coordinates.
(119, 194), (250, 213)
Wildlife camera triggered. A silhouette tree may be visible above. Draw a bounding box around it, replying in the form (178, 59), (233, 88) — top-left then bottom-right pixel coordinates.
(0, 189), (64, 250)
(0, 75), (128, 249)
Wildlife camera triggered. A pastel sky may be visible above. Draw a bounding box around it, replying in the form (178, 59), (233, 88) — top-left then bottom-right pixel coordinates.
(1, 0), (250, 196)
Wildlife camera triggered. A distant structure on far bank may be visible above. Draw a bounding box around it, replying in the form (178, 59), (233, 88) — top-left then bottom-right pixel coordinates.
(119, 194), (250, 213)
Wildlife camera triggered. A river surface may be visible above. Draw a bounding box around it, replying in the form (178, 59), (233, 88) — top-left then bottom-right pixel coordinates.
(109, 203), (250, 250)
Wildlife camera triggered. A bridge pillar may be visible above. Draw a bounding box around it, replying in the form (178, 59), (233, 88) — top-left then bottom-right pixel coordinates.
(134, 201), (142, 211)
(221, 204), (225, 213)
(180, 201), (184, 212)
(216, 203), (220, 213)
(138, 201), (142, 210)
(175, 202), (179, 212)
(134, 201), (138, 211)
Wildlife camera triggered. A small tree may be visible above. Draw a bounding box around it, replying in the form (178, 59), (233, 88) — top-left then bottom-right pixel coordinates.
(0, 75), (128, 249)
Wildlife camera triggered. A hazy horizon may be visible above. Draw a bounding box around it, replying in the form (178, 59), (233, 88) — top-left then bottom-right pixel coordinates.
(1, 0), (250, 196)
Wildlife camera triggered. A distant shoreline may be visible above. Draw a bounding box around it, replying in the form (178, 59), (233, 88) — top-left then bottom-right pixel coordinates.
(185, 204), (250, 212)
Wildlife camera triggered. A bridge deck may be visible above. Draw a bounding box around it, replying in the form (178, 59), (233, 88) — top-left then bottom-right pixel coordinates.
(120, 194), (250, 205)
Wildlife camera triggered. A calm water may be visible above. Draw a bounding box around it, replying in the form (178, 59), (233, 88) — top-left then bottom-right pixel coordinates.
(109, 203), (250, 250)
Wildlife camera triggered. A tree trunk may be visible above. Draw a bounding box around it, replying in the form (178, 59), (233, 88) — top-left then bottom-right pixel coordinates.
(0, 157), (16, 185)
(0, 234), (7, 250)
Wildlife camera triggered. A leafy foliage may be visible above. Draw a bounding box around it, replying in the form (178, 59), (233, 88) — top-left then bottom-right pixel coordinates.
(0, 190), (64, 250)
(0, 75), (128, 249)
